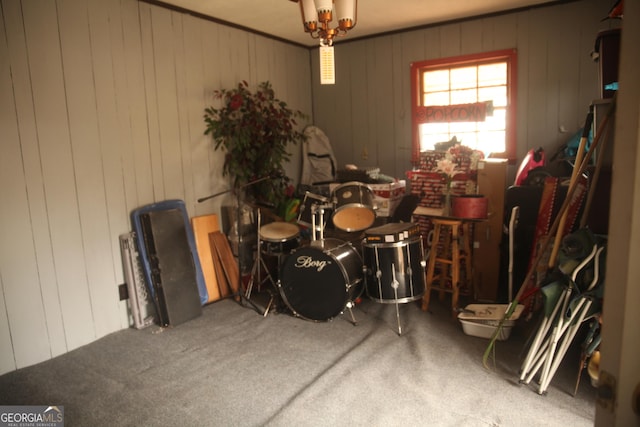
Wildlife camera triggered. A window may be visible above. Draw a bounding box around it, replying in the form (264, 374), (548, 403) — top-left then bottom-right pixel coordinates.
(411, 49), (517, 163)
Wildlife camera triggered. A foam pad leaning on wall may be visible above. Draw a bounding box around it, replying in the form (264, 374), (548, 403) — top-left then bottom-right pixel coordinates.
(131, 199), (207, 327)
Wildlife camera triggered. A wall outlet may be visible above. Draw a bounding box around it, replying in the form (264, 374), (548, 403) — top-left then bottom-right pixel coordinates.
(118, 283), (129, 301)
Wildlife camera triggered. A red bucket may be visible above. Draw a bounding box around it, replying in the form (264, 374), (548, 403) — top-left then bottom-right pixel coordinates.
(452, 195), (488, 219)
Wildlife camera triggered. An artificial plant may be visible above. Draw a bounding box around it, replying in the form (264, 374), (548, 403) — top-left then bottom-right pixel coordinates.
(204, 81), (307, 208)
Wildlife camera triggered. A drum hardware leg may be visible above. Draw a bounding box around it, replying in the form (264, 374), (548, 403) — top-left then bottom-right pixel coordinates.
(245, 208), (279, 316)
(318, 206), (326, 241)
(245, 207), (263, 301)
(262, 291), (275, 317)
(246, 255), (277, 298)
(311, 204), (317, 241)
(246, 247), (280, 315)
(345, 300), (358, 326)
(391, 263), (402, 336)
(374, 247), (383, 302)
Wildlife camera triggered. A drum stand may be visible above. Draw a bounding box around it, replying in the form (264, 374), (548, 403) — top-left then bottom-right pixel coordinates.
(311, 203), (359, 326)
(310, 203), (332, 242)
(390, 265), (403, 335)
(245, 209), (277, 317)
(368, 259), (405, 336)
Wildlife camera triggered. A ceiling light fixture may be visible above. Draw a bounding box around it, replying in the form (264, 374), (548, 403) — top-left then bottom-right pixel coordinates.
(293, 0), (357, 46)
(291, 0), (357, 85)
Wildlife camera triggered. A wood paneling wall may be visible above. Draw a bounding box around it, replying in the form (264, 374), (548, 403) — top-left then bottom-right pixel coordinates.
(0, 0), (615, 374)
(0, 0), (312, 374)
(310, 0), (612, 180)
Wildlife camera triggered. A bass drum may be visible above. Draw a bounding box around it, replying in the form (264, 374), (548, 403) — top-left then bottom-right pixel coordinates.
(278, 238), (363, 321)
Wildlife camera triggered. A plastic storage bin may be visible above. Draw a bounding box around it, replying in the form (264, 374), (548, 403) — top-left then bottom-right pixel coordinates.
(457, 303), (524, 341)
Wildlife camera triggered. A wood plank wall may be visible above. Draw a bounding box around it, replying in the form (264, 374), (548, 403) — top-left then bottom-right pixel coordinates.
(310, 0), (614, 181)
(0, 0), (617, 374)
(0, 0), (312, 374)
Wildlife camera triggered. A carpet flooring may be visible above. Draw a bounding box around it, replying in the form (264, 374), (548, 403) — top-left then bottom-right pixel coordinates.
(0, 295), (596, 427)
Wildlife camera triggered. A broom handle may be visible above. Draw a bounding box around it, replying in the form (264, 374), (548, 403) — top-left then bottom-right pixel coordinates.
(580, 110), (613, 228)
(547, 109), (594, 269)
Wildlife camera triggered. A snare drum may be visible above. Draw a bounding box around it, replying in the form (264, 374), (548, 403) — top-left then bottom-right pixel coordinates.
(278, 238), (363, 321)
(332, 182), (376, 232)
(259, 222), (300, 256)
(362, 222), (426, 303)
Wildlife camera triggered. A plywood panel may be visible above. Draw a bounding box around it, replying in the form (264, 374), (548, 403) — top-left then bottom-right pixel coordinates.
(104, 0), (147, 329)
(0, 275), (15, 374)
(553, 4), (582, 141)
(58, 0), (110, 338)
(81, 0), (126, 336)
(401, 31), (429, 170)
(200, 21), (228, 218)
(121, 0), (155, 207)
(577, 1), (605, 113)
(328, 46), (355, 168)
(107, 0), (140, 222)
(139, 3), (165, 200)
(191, 214), (222, 303)
(390, 34), (411, 174)
(1, 0), (67, 361)
(487, 14), (518, 52)
(439, 23), (461, 58)
(515, 11), (531, 162)
(22, 0), (95, 350)
(217, 26), (240, 89)
(182, 16), (214, 217)
(172, 12), (196, 211)
(151, 6), (185, 200)
(0, 3), (49, 371)
(253, 37), (275, 89)
(460, 19), (483, 55)
(371, 38), (395, 174)
(344, 42), (369, 166)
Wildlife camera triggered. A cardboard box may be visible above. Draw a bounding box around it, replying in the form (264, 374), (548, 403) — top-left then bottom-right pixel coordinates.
(369, 180), (406, 199)
(370, 180), (406, 217)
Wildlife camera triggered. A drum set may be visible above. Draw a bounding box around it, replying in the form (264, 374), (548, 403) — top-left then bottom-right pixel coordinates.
(247, 181), (426, 334)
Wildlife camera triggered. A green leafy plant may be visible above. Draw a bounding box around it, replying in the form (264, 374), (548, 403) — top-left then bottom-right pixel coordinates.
(204, 81), (307, 207)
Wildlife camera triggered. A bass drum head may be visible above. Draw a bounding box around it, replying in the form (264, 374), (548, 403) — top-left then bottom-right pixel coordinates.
(331, 182), (376, 232)
(279, 239), (362, 321)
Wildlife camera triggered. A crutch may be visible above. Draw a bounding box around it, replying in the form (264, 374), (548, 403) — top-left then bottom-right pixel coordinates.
(521, 244), (598, 385)
(538, 245), (604, 394)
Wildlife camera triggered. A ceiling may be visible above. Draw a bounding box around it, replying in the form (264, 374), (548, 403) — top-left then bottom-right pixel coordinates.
(152, 0), (559, 47)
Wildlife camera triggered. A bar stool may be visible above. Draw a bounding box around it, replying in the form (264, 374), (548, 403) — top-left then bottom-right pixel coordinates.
(421, 218), (472, 316)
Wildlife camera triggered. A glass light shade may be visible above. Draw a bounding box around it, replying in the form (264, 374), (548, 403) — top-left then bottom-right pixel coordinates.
(315, 0), (333, 14)
(335, 0), (356, 30)
(300, 0), (318, 31)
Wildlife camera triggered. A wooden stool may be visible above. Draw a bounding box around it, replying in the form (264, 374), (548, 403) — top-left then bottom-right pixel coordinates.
(421, 218), (472, 316)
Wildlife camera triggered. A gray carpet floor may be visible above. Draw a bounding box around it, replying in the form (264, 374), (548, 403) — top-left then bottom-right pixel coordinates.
(0, 296), (596, 427)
